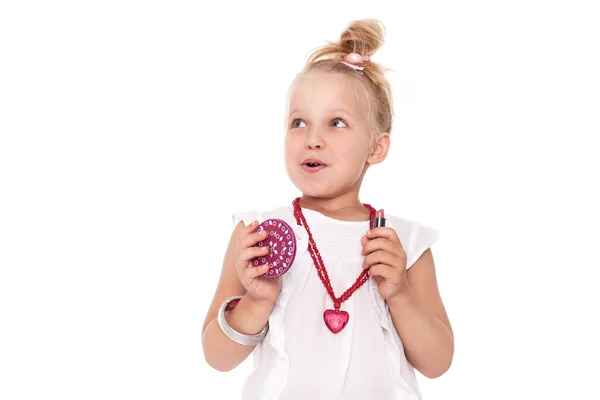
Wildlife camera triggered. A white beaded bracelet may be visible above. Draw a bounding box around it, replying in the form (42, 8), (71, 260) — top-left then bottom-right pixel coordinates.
(217, 295), (269, 346)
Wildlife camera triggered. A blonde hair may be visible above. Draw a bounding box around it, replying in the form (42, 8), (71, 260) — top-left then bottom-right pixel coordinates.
(296, 19), (394, 147)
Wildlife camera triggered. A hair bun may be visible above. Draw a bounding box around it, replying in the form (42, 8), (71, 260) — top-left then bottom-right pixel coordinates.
(298, 19), (394, 141)
(339, 19), (385, 59)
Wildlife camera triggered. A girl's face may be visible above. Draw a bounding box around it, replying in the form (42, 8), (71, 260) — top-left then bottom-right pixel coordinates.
(284, 71), (376, 199)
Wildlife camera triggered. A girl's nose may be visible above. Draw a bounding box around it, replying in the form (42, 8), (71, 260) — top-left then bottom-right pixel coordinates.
(305, 129), (325, 150)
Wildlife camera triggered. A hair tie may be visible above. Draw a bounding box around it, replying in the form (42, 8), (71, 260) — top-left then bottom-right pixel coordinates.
(340, 52), (370, 71)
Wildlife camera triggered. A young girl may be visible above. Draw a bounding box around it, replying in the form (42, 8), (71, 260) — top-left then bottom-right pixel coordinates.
(202, 19), (454, 400)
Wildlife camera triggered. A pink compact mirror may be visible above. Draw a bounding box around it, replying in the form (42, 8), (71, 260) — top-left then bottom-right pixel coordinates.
(251, 218), (297, 278)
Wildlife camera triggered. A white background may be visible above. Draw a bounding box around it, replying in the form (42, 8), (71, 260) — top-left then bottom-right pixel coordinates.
(1, 0), (599, 399)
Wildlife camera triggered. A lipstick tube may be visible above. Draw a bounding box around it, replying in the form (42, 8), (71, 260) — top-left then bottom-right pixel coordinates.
(372, 209), (386, 228)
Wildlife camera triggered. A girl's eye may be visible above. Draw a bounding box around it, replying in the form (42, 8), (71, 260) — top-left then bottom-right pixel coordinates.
(331, 118), (347, 128)
(292, 119), (306, 128)
(291, 118), (347, 129)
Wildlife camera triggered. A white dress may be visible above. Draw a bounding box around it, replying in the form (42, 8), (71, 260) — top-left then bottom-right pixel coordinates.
(232, 204), (440, 400)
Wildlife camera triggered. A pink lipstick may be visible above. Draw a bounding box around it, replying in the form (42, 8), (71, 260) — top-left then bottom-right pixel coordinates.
(372, 209), (386, 228)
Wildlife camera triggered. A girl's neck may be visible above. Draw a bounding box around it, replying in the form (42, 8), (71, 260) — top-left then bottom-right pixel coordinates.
(298, 194), (371, 222)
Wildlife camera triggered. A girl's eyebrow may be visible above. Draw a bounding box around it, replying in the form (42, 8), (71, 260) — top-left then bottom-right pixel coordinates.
(288, 108), (355, 118)
(331, 108), (354, 116)
(327, 109), (356, 120)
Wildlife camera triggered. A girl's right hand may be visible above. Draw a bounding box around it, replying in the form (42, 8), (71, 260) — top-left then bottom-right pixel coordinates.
(234, 221), (280, 306)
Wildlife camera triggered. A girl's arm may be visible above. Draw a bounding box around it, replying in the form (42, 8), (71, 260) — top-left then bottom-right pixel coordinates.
(201, 221), (275, 372)
(388, 248), (454, 379)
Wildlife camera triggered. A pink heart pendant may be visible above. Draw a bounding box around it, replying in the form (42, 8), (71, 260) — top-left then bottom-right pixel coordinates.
(323, 309), (349, 333)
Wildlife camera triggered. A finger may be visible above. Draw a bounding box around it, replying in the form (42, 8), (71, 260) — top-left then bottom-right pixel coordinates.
(362, 251), (395, 270)
(361, 237), (405, 258)
(242, 220), (260, 235)
(240, 220), (266, 242)
(237, 220), (260, 251)
(242, 262), (270, 280)
(240, 227), (270, 249)
(367, 263), (396, 280)
(237, 245), (271, 267)
(365, 227), (402, 247)
(362, 250), (404, 270)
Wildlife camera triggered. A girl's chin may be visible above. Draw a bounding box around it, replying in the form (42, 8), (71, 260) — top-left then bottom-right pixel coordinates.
(294, 182), (336, 198)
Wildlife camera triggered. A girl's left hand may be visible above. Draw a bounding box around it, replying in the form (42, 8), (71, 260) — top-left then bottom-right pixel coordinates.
(361, 227), (409, 301)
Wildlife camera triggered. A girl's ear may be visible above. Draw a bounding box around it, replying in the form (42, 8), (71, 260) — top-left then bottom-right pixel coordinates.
(367, 133), (390, 165)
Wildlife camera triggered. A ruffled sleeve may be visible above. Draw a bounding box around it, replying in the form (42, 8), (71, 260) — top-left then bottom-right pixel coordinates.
(232, 210), (264, 228)
(405, 221), (440, 270)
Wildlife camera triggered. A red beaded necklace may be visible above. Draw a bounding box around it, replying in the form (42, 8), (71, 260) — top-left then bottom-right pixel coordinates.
(292, 197), (376, 333)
